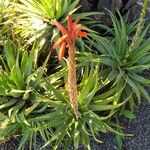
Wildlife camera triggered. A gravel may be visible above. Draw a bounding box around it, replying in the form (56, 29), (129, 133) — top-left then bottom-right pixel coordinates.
(123, 99), (150, 150)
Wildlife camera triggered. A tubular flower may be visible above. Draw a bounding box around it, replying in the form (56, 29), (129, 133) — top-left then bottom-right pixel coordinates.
(52, 15), (88, 61)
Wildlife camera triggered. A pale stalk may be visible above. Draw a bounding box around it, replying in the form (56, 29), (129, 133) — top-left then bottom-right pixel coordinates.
(67, 46), (80, 119)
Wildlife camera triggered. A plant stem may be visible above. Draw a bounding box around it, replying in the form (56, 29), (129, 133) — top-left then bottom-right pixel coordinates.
(68, 46), (80, 119)
(128, 0), (148, 52)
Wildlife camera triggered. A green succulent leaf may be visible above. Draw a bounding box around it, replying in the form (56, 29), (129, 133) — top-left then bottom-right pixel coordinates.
(121, 110), (136, 120)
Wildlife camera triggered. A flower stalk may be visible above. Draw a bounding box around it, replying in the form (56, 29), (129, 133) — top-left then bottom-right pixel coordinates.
(52, 16), (87, 119)
(67, 45), (80, 118)
(129, 0), (148, 52)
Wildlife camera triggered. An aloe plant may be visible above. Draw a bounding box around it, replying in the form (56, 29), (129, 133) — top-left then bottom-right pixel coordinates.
(0, 39), (129, 149)
(36, 65), (130, 150)
(10, 0), (101, 53)
(0, 41), (52, 142)
(0, 41), (50, 97)
(78, 0), (150, 110)
(11, 0), (80, 47)
(0, 46), (128, 149)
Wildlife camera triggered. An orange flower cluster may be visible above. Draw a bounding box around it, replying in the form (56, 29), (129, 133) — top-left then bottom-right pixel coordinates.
(52, 15), (87, 61)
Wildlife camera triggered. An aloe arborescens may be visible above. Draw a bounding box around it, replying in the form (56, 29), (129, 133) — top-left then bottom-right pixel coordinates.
(52, 16), (87, 118)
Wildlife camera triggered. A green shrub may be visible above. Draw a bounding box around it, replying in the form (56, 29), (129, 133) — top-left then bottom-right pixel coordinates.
(78, 0), (150, 111)
(12, 0), (79, 46)
(0, 41), (50, 141)
(11, 0), (100, 50)
(19, 65), (130, 150)
(0, 41), (128, 149)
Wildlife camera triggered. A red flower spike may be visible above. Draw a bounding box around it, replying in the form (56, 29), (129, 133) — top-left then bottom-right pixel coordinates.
(58, 41), (66, 61)
(52, 15), (88, 61)
(53, 34), (68, 49)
